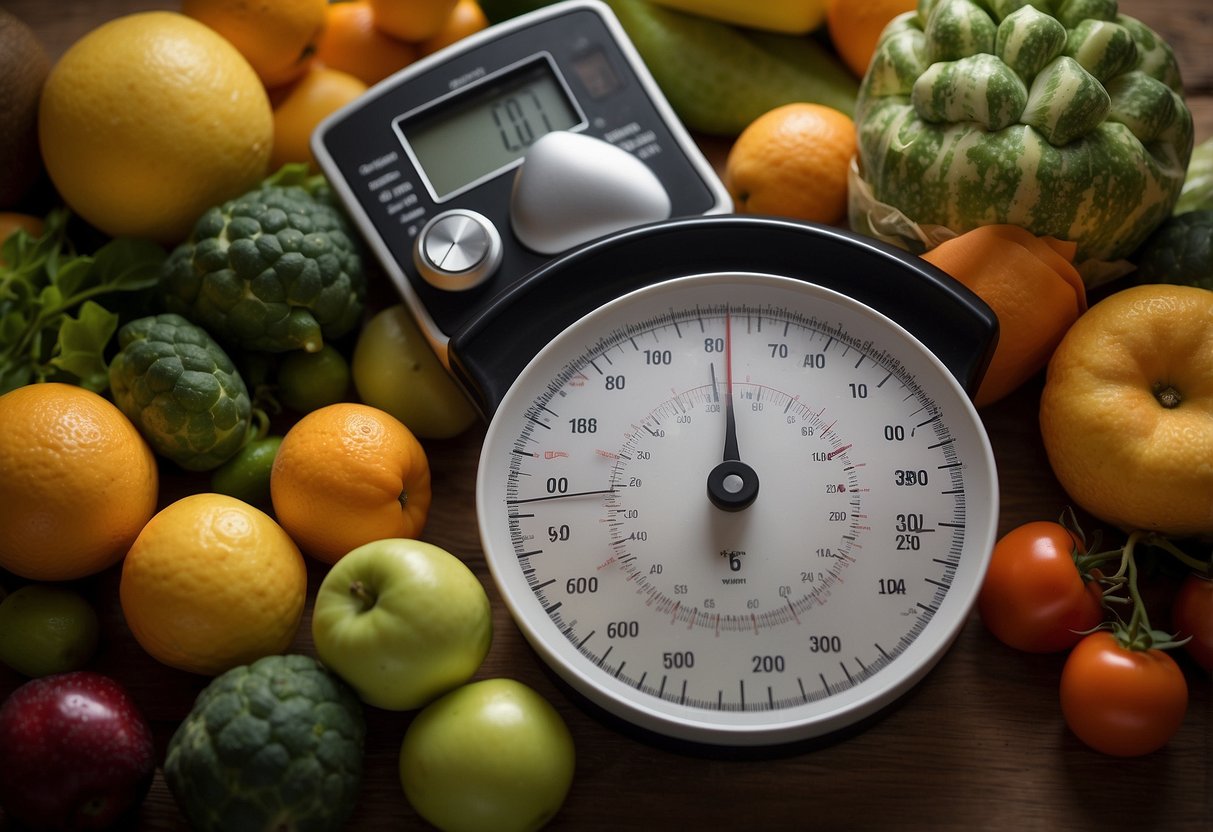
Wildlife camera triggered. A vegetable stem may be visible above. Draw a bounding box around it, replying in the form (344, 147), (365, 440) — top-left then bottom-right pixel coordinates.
(1143, 533), (1210, 576)
(1121, 532), (1152, 644)
(348, 580), (377, 612)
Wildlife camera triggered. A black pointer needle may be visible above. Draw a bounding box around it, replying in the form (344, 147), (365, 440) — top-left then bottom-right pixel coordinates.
(721, 323), (740, 462)
(507, 489), (616, 505)
(707, 312), (759, 511)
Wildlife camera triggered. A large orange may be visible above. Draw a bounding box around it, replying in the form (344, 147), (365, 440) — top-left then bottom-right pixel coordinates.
(120, 493), (308, 675)
(826, 0), (918, 79)
(723, 102), (856, 225)
(271, 403), (432, 563)
(182, 0), (327, 88)
(270, 64), (368, 171)
(315, 0), (418, 87)
(1040, 284), (1213, 536)
(417, 0), (488, 57)
(369, 0), (458, 42)
(0, 383), (158, 581)
(922, 224), (1087, 408)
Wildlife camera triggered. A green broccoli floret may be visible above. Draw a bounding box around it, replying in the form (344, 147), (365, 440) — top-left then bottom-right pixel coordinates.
(161, 179), (366, 354)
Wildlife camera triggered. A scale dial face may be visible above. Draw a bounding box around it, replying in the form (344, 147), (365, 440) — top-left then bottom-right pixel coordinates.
(476, 273), (998, 746)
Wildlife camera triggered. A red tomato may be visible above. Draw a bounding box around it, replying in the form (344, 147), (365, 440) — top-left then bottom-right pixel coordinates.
(1171, 573), (1213, 671)
(1059, 631), (1188, 756)
(977, 521), (1104, 652)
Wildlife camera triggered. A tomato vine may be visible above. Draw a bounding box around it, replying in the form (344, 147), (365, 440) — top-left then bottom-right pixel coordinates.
(978, 510), (1211, 757)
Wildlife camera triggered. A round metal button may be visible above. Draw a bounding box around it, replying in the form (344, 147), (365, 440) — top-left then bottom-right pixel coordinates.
(413, 209), (502, 291)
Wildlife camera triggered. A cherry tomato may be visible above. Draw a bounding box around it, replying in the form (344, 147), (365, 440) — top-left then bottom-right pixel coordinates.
(977, 521), (1104, 652)
(1171, 573), (1213, 671)
(1059, 630), (1188, 756)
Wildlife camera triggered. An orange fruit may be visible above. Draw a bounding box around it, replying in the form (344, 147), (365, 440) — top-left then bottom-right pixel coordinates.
(38, 11), (272, 245)
(0, 212), (43, 267)
(315, 0), (418, 86)
(182, 0), (327, 88)
(0, 212), (42, 243)
(120, 493), (308, 675)
(922, 224), (1087, 408)
(826, 0), (918, 79)
(0, 383), (158, 581)
(270, 64), (368, 170)
(369, 0), (459, 42)
(418, 0), (489, 56)
(271, 402), (432, 563)
(723, 102), (856, 225)
(1040, 284), (1213, 537)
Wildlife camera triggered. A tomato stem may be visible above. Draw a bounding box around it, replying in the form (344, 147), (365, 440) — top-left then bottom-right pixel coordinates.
(1142, 533), (1211, 576)
(1121, 532), (1152, 644)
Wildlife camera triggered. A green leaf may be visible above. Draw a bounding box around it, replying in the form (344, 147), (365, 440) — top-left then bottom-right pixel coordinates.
(0, 309), (28, 344)
(0, 207), (164, 396)
(264, 162), (320, 191)
(48, 300), (119, 392)
(50, 255), (95, 300)
(90, 238), (166, 293)
(37, 283), (63, 315)
(0, 359), (32, 396)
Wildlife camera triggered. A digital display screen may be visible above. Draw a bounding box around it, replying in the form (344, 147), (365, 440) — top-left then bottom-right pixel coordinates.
(397, 58), (583, 200)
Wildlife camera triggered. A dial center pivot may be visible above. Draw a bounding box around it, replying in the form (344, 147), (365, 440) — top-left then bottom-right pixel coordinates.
(707, 459), (759, 511)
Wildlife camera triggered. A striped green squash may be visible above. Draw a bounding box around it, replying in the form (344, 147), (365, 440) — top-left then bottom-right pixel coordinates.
(852, 0), (1193, 271)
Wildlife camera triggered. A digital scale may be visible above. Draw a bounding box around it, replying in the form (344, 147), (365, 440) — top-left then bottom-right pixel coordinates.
(315, 0), (1000, 747)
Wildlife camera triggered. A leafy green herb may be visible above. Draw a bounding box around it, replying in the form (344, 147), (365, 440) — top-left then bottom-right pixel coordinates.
(0, 210), (165, 395)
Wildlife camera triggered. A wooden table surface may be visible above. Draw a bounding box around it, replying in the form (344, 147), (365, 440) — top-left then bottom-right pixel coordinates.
(2, 2), (1210, 830)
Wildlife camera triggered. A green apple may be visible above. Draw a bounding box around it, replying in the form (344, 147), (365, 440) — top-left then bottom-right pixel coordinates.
(311, 538), (492, 710)
(0, 584), (100, 677)
(352, 304), (479, 439)
(399, 678), (576, 832)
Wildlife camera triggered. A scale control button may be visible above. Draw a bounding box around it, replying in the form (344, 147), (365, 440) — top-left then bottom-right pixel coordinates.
(413, 209), (503, 292)
(510, 131), (671, 255)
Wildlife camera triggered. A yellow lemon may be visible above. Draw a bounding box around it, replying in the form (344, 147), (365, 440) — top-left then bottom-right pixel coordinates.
(120, 493), (308, 676)
(38, 12), (272, 245)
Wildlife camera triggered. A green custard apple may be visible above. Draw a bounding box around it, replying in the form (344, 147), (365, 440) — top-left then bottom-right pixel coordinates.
(164, 654), (365, 832)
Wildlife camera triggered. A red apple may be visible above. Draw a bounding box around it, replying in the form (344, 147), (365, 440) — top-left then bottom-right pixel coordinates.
(0, 671), (156, 830)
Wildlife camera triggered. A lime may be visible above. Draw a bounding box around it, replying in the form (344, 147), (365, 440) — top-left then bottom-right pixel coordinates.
(276, 345), (352, 414)
(211, 436), (284, 509)
(0, 584), (100, 677)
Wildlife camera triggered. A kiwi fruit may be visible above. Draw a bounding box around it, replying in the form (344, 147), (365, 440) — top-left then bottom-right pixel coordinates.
(0, 9), (50, 208)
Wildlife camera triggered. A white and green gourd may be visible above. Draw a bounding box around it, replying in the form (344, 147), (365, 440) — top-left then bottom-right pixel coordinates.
(851, 0), (1194, 278)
